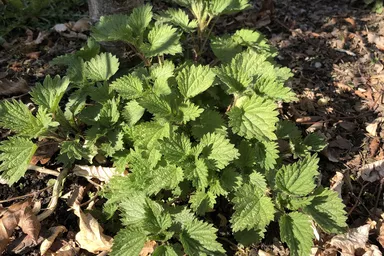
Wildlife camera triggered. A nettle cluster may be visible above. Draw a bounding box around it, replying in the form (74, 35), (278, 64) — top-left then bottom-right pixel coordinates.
(0, 1), (347, 256)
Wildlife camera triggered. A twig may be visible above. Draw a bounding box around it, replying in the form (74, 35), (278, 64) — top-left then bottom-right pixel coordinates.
(37, 168), (68, 221)
(347, 182), (370, 216)
(0, 185), (53, 204)
(27, 165), (60, 177)
(373, 179), (383, 218)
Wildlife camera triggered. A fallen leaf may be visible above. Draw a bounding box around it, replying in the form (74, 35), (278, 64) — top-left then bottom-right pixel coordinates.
(366, 117), (384, 137)
(73, 165), (122, 182)
(329, 136), (353, 150)
(0, 78), (29, 96)
(367, 32), (384, 51)
(45, 240), (79, 256)
(330, 172), (344, 198)
(369, 137), (380, 157)
(71, 187), (113, 253)
(378, 222), (384, 249)
(30, 141), (59, 165)
(40, 226), (67, 255)
(139, 240), (157, 256)
(0, 200), (41, 254)
(330, 223), (371, 256)
(25, 31), (50, 45)
(25, 51), (40, 60)
(53, 24), (68, 33)
(359, 160), (384, 182)
(71, 18), (90, 32)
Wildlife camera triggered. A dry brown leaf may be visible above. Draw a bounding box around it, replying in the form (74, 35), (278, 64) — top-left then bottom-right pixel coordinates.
(359, 160), (384, 182)
(71, 18), (90, 32)
(330, 223), (371, 256)
(30, 141), (59, 165)
(40, 226), (67, 255)
(368, 32), (384, 51)
(0, 200), (41, 254)
(71, 187), (113, 253)
(0, 78), (29, 96)
(369, 137), (380, 157)
(139, 240), (157, 256)
(45, 240), (79, 256)
(378, 222), (384, 249)
(366, 117), (384, 137)
(73, 165), (121, 182)
(330, 172), (344, 198)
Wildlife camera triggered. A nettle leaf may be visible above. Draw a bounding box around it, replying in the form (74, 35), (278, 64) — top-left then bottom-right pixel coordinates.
(57, 140), (91, 166)
(226, 0), (251, 12)
(159, 8), (197, 32)
(152, 245), (179, 256)
(143, 24), (182, 57)
(111, 228), (147, 256)
(180, 218), (225, 256)
(228, 95), (278, 141)
(0, 99), (58, 138)
(0, 137), (37, 184)
(279, 212), (314, 256)
(211, 35), (242, 63)
(191, 110), (226, 140)
(275, 154), (319, 196)
(189, 190), (216, 215)
(125, 121), (171, 150)
(122, 100), (145, 127)
(160, 133), (191, 162)
(303, 188), (347, 233)
(230, 182), (275, 233)
(150, 60), (175, 81)
(139, 92), (173, 119)
(254, 140), (279, 171)
(253, 74), (297, 102)
(180, 101), (204, 123)
(84, 53), (119, 82)
(177, 64), (216, 99)
(92, 14), (132, 42)
(98, 98), (120, 126)
(190, 158), (209, 190)
(128, 4), (153, 39)
(303, 133), (327, 152)
(110, 74), (143, 100)
(215, 50), (266, 93)
(30, 75), (70, 113)
(197, 133), (239, 170)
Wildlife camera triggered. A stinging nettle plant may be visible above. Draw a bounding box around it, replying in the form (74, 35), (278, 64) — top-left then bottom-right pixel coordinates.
(0, 1), (347, 255)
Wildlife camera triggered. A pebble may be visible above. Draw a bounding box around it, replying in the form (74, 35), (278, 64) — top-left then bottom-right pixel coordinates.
(314, 62), (322, 68)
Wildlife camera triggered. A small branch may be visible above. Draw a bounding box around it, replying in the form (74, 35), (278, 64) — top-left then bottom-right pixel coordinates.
(0, 185), (53, 204)
(28, 165), (60, 177)
(37, 168), (68, 221)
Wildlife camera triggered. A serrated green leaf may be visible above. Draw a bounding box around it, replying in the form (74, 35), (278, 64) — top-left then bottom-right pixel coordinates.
(190, 158), (209, 190)
(285, 196), (314, 211)
(210, 35), (242, 63)
(180, 101), (204, 123)
(0, 137), (37, 184)
(197, 133), (239, 170)
(92, 14), (133, 42)
(30, 75), (70, 113)
(99, 128), (124, 157)
(67, 57), (86, 83)
(180, 218), (225, 256)
(207, 0), (231, 15)
(110, 228), (146, 256)
(122, 100), (145, 127)
(98, 98), (120, 126)
(153, 245), (179, 256)
(139, 92), (173, 118)
(220, 167), (243, 193)
(191, 110), (226, 140)
(177, 64), (216, 98)
(128, 4), (152, 40)
(145, 199), (173, 234)
(57, 140), (91, 166)
(84, 53), (119, 82)
(230, 182), (274, 233)
(0, 99), (57, 138)
(160, 133), (191, 162)
(228, 95), (278, 141)
(215, 50), (267, 93)
(110, 74), (143, 100)
(189, 190), (216, 215)
(143, 24), (182, 57)
(253, 74), (297, 102)
(279, 212), (314, 256)
(233, 229), (263, 246)
(303, 133), (327, 152)
(276, 120), (302, 140)
(158, 8), (197, 32)
(125, 121), (171, 150)
(275, 154), (319, 196)
(119, 192), (147, 228)
(150, 60), (175, 81)
(303, 188), (347, 233)
(254, 140), (279, 171)
(76, 38), (100, 61)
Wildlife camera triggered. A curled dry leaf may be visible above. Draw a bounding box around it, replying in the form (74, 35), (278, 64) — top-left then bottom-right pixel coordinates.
(40, 226), (67, 255)
(73, 165), (121, 183)
(139, 240), (157, 256)
(45, 240), (79, 256)
(71, 18), (91, 33)
(0, 200), (41, 254)
(330, 171), (344, 199)
(368, 32), (384, 51)
(71, 187), (113, 253)
(330, 223), (371, 256)
(359, 160), (384, 182)
(366, 117), (384, 137)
